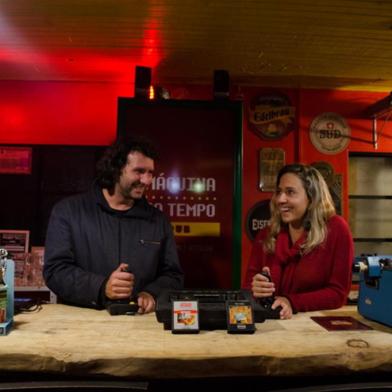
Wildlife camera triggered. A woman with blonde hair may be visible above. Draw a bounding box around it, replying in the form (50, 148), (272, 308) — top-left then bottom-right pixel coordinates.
(244, 163), (353, 319)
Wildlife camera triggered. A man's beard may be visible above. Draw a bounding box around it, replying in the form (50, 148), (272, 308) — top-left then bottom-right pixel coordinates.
(120, 182), (145, 200)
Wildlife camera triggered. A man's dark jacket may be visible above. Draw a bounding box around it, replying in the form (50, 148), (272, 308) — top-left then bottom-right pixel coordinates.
(43, 184), (184, 308)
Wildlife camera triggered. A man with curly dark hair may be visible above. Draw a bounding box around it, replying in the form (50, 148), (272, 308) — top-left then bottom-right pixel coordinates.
(44, 140), (183, 313)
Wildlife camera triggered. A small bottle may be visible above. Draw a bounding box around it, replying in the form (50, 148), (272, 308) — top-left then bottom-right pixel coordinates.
(0, 259), (7, 324)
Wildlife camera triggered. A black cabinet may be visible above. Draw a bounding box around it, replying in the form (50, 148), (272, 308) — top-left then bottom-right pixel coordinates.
(0, 145), (106, 247)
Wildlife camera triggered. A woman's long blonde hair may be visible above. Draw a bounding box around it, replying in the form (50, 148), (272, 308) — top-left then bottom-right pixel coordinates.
(264, 164), (336, 254)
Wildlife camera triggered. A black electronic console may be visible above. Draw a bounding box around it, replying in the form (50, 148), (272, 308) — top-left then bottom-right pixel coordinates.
(156, 289), (278, 330)
(105, 298), (139, 315)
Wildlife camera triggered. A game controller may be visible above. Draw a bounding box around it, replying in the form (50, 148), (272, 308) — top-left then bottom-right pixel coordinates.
(105, 298), (139, 315)
(257, 271), (282, 319)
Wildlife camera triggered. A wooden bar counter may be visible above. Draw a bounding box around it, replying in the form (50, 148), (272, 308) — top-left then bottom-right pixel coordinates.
(1, 304), (391, 382)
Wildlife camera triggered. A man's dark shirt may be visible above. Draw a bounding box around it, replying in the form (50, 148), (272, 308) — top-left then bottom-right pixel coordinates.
(43, 184), (184, 308)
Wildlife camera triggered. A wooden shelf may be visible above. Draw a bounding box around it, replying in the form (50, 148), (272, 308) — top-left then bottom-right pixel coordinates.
(354, 238), (392, 242)
(349, 195), (392, 200)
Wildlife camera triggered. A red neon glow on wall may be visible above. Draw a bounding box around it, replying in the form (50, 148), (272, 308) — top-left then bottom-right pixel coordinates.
(140, 15), (164, 70)
(0, 81), (132, 145)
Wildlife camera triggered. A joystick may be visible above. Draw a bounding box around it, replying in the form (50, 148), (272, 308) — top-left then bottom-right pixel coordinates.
(257, 271), (281, 319)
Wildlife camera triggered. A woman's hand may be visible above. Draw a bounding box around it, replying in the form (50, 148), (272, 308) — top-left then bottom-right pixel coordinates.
(273, 296), (293, 319)
(251, 267), (275, 298)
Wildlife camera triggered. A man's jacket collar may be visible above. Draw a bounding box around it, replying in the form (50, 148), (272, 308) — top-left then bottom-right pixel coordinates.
(93, 184), (154, 220)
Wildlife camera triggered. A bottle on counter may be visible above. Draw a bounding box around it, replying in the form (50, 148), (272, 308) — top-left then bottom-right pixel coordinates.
(0, 249), (8, 323)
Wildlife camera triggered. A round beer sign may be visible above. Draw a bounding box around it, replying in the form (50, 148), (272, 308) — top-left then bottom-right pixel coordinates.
(309, 112), (351, 154)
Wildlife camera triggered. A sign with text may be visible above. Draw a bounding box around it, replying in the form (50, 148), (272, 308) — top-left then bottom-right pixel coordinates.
(245, 200), (271, 241)
(117, 99), (242, 289)
(0, 147), (32, 174)
(248, 93), (295, 140)
(309, 112), (351, 154)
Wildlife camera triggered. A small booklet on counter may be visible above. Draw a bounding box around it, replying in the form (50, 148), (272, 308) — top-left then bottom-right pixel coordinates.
(311, 316), (372, 331)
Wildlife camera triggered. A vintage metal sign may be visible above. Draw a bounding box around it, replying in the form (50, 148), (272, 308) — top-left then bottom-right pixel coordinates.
(245, 200), (271, 241)
(248, 93), (295, 140)
(259, 148), (285, 192)
(309, 112), (351, 154)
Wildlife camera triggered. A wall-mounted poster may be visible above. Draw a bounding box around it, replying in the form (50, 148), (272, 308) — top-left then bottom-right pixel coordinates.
(117, 99), (242, 289)
(0, 147), (32, 174)
(0, 230), (29, 254)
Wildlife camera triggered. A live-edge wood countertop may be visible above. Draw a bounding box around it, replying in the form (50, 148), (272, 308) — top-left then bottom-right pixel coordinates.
(0, 304), (391, 380)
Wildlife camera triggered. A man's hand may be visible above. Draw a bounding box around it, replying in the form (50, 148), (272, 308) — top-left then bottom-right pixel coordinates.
(105, 263), (134, 300)
(137, 291), (156, 314)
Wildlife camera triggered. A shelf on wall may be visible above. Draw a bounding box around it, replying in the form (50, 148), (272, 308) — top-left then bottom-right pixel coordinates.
(366, 91), (392, 150)
(349, 195), (392, 200)
(354, 238), (392, 242)
(15, 286), (57, 303)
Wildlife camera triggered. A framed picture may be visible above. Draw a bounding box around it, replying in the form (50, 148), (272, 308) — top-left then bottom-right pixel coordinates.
(0, 147), (32, 174)
(30, 247), (46, 287)
(0, 230), (29, 254)
(259, 148), (285, 192)
(13, 252), (30, 287)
